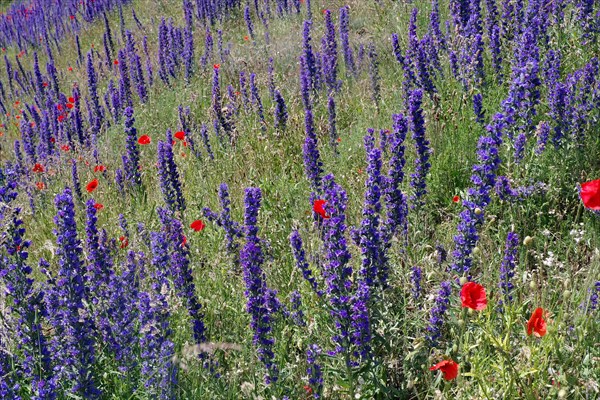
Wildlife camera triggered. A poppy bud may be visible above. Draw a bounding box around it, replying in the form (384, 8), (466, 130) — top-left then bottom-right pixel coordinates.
(473, 246), (480, 255)
(562, 290), (570, 299)
(457, 319), (464, 327)
(523, 236), (534, 246)
(529, 280), (536, 290)
(459, 276), (468, 285)
(474, 207), (482, 215)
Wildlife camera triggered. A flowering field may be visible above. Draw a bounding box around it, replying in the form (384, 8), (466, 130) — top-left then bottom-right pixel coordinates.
(0, 0), (599, 398)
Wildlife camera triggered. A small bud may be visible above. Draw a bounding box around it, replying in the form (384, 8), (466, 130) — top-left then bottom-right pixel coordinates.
(468, 308), (475, 316)
(558, 388), (567, 398)
(473, 246), (480, 255)
(452, 344), (458, 353)
(459, 276), (468, 285)
(474, 207), (482, 215)
(563, 278), (570, 289)
(523, 236), (534, 246)
(457, 319), (465, 327)
(407, 380), (414, 390)
(529, 280), (536, 290)
(562, 290), (570, 299)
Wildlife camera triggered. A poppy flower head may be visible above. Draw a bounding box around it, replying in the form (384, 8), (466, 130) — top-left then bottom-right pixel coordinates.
(113, 59), (119, 65)
(32, 163), (44, 173)
(94, 165), (106, 173)
(66, 103), (74, 109)
(68, 97), (75, 103)
(527, 307), (547, 337)
(181, 235), (187, 247)
(36, 181), (46, 190)
(580, 179), (600, 210)
(313, 199), (330, 219)
(86, 179), (99, 193)
(190, 220), (205, 232)
(119, 236), (129, 249)
(60, 144), (70, 152)
(174, 131), (185, 141)
(453, 195), (460, 203)
(213, 63), (221, 70)
(93, 203), (104, 210)
(68, 66), (73, 72)
(57, 115), (65, 123)
(244, 35), (249, 41)
(138, 135), (151, 145)
(460, 281), (487, 311)
(430, 359), (459, 381)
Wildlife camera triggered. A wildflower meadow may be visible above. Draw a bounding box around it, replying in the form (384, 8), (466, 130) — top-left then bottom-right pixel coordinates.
(0, 0), (600, 398)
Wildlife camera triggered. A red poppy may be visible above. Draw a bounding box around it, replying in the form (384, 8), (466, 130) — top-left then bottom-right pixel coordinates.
(60, 144), (70, 152)
(94, 165), (106, 173)
(313, 199), (330, 219)
(57, 115), (65, 123)
(190, 220), (205, 232)
(57, 104), (63, 111)
(460, 281), (487, 311)
(452, 195), (460, 203)
(15, 115), (20, 119)
(183, 141), (188, 147)
(93, 203), (104, 210)
(49, 137), (56, 143)
(138, 135), (151, 145)
(119, 236), (129, 249)
(303, 385), (313, 395)
(244, 35), (249, 41)
(527, 307), (547, 337)
(580, 179), (600, 210)
(113, 59), (119, 65)
(32, 163), (45, 173)
(430, 359), (459, 381)
(43, 82), (48, 87)
(36, 181), (46, 190)
(68, 97), (75, 103)
(70, 15), (75, 20)
(337, 137), (341, 143)
(86, 179), (99, 193)
(66, 103), (74, 109)
(68, 66), (73, 72)
(181, 235), (187, 247)
(174, 131), (185, 141)
(213, 63), (221, 69)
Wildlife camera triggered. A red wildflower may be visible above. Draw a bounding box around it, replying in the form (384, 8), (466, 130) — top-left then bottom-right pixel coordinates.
(460, 281), (487, 311)
(94, 165), (106, 173)
(70, 15), (75, 20)
(430, 359), (459, 381)
(119, 236), (129, 249)
(66, 103), (74, 109)
(181, 235), (187, 247)
(32, 163), (44, 173)
(49, 137), (56, 143)
(452, 195), (460, 203)
(244, 35), (249, 41)
(43, 82), (48, 87)
(57, 115), (65, 123)
(213, 63), (221, 69)
(93, 203), (104, 210)
(138, 135), (151, 145)
(303, 385), (313, 395)
(57, 104), (63, 111)
(527, 307), (547, 338)
(174, 131), (185, 141)
(86, 179), (99, 193)
(113, 59), (119, 65)
(68, 97), (75, 103)
(68, 66), (73, 72)
(60, 144), (70, 152)
(313, 199), (330, 219)
(36, 181), (46, 190)
(580, 179), (600, 210)
(337, 137), (341, 143)
(190, 220), (205, 232)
